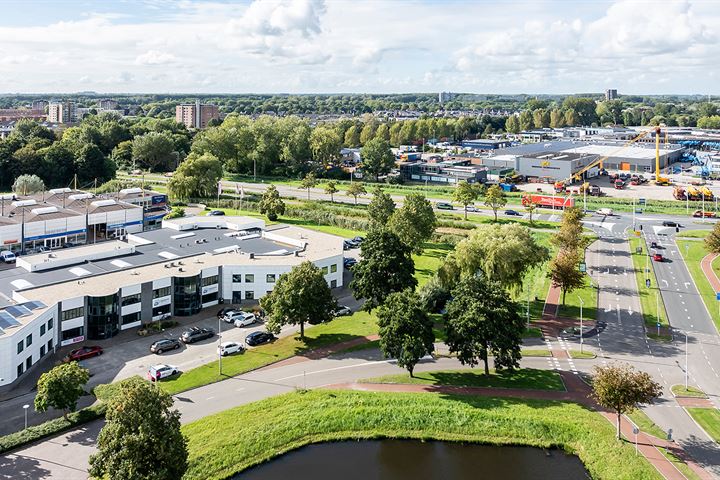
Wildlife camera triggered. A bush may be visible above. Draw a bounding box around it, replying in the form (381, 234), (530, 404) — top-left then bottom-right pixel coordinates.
(165, 207), (185, 219)
(93, 376), (147, 402)
(418, 276), (451, 312)
(0, 403), (105, 454)
(432, 233), (466, 245)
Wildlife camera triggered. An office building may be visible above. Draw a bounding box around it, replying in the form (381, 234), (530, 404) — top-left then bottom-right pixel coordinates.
(96, 99), (119, 111)
(175, 100), (219, 129)
(0, 216), (343, 386)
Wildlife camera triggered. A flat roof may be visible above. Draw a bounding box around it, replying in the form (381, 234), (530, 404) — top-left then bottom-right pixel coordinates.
(522, 151), (589, 161)
(498, 140), (683, 159)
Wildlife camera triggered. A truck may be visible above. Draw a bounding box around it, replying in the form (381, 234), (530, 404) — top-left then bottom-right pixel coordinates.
(521, 194), (575, 209)
(499, 183), (518, 192)
(589, 185), (603, 196)
(553, 181), (565, 193)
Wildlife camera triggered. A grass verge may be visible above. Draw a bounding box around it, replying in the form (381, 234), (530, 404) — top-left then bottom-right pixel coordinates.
(628, 236), (670, 329)
(686, 408), (720, 443)
(676, 229), (711, 239)
(360, 368), (565, 391)
(676, 240), (720, 333)
(659, 448), (703, 480)
(182, 389), (662, 480)
(627, 409), (666, 440)
(520, 349), (551, 357)
(568, 350), (596, 359)
(671, 385), (707, 398)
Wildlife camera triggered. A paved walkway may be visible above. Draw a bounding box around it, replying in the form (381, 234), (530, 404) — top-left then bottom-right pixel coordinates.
(328, 370), (710, 480)
(701, 253), (720, 292)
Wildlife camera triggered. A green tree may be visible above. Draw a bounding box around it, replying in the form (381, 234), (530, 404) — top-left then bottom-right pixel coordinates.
(167, 152), (223, 201)
(343, 125), (360, 147)
(524, 200), (538, 225)
(376, 289), (435, 377)
(12, 174), (45, 195)
(548, 249), (586, 305)
(34, 362), (89, 420)
(310, 126), (342, 166)
(505, 115), (520, 134)
(261, 261), (336, 339)
(551, 206), (585, 251)
(483, 184), (507, 221)
(359, 120), (378, 145)
(74, 144), (116, 185)
(361, 137), (395, 181)
(591, 363), (662, 439)
(300, 172), (318, 200)
(445, 276), (524, 374)
(705, 221), (720, 253)
(375, 123), (391, 142)
(367, 187), (395, 226)
(350, 229), (417, 310)
(324, 180), (338, 202)
(564, 109), (580, 126)
(388, 193), (436, 254)
(562, 97), (599, 126)
(452, 180), (480, 219)
(258, 184), (285, 221)
(346, 182), (367, 205)
(549, 108), (566, 128)
(131, 131), (178, 172)
(89, 379), (188, 480)
(518, 110), (534, 131)
(451, 223), (549, 292)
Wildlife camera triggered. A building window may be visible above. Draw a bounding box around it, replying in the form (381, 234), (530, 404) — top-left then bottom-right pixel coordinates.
(330, 264), (338, 273)
(121, 293), (141, 306)
(87, 294), (119, 340)
(122, 312), (141, 326)
(266, 274), (276, 283)
(17, 341), (23, 354)
(245, 274), (254, 283)
(47, 339), (53, 352)
(61, 326), (84, 342)
(201, 275), (218, 287)
(47, 318), (53, 330)
(331, 280), (337, 288)
(62, 307), (84, 321)
(40, 345), (46, 358)
(232, 274), (243, 283)
(153, 286), (171, 298)
(173, 275), (201, 317)
(152, 305), (171, 317)
(202, 292), (218, 304)
(17, 364), (23, 378)
(25, 334), (32, 348)
(26, 357), (32, 370)
(322, 266), (329, 275)
(40, 324), (46, 336)
(245, 290), (254, 300)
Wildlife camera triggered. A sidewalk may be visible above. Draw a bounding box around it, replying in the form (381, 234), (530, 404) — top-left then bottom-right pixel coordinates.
(327, 370), (707, 480)
(700, 253), (720, 291)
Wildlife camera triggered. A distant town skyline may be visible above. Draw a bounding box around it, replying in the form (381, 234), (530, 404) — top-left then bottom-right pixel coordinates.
(0, 0), (719, 95)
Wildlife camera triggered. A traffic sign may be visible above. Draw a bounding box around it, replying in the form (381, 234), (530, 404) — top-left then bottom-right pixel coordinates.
(657, 322), (661, 327)
(646, 279), (651, 288)
(579, 262), (586, 273)
(716, 292), (720, 301)
(639, 198), (646, 206)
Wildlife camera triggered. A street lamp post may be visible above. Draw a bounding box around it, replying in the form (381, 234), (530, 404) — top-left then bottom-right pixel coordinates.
(685, 329), (689, 389)
(218, 316), (222, 376)
(577, 296), (584, 353)
(23, 404), (29, 430)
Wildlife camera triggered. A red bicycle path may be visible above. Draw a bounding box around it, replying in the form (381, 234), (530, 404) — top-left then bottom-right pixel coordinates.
(701, 253), (720, 292)
(326, 371), (712, 480)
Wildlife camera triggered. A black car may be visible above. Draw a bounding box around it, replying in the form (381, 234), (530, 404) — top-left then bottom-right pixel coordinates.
(217, 306), (239, 319)
(180, 327), (215, 344)
(343, 257), (357, 269)
(208, 210), (225, 216)
(150, 338), (182, 354)
(351, 236), (364, 245)
(343, 239), (358, 250)
(245, 331), (275, 346)
(504, 209), (521, 216)
(662, 221), (680, 228)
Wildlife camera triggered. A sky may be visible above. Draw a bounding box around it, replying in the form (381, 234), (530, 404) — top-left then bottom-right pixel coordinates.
(0, 0), (719, 95)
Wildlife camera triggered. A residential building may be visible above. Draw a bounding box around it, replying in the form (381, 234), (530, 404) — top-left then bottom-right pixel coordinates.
(0, 216), (343, 386)
(31, 100), (48, 111)
(175, 100), (219, 129)
(47, 101), (78, 124)
(438, 92), (455, 104)
(96, 99), (119, 110)
(0, 109), (46, 122)
(605, 89), (619, 101)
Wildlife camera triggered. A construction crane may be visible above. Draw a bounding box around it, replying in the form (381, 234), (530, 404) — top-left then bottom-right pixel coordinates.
(654, 126), (670, 185)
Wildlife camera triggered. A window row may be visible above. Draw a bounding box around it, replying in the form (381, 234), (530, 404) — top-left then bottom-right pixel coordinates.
(62, 307), (84, 321)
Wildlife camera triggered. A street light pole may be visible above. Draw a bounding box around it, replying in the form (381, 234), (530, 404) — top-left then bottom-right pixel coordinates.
(578, 296), (584, 353)
(218, 316), (222, 376)
(685, 329), (689, 389)
(23, 404), (29, 430)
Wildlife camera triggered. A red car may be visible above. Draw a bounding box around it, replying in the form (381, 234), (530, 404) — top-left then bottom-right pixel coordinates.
(652, 253), (664, 262)
(66, 345), (103, 362)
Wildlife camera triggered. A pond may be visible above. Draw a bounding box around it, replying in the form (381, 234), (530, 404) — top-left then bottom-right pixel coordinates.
(237, 440), (589, 479)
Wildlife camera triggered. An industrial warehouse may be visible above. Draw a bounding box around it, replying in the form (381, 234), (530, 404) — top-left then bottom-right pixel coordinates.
(0, 216), (343, 387)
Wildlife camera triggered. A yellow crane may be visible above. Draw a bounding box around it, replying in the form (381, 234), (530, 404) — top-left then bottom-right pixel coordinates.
(654, 126), (670, 185)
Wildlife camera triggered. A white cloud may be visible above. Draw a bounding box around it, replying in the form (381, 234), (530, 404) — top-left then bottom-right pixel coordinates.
(135, 50), (177, 65)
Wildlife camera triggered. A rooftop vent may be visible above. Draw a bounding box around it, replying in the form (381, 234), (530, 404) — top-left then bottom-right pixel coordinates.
(12, 199), (37, 208)
(91, 199), (117, 208)
(31, 206), (58, 215)
(119, 187), (143, 195)
(68, 193), (93, 201)
(48, 188), (72, 194)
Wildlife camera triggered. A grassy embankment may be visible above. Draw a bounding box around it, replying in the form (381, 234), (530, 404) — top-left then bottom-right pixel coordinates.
(676, 239), (720, 333)
(686, 408), (720, 443)
(628, 236), (670, 331)
(360, 368), (564, 391)
(181, 390), (662, 480)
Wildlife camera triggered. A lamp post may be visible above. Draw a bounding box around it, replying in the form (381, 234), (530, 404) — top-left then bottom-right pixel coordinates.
(685, 325), (693, 390)
(577, 296), (584, 353)
(218, 316), (222, 376)
(23, 404), (29, 430)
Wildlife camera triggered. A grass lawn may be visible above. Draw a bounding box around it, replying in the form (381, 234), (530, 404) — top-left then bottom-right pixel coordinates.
(361, 368), (565, 391)
(676, 240), (720, 332)
(627, 409), (667, 439)
(568, 350), (596, 359)
(628, 236), (670, 329)
(518, 231), (554, 321)
(671, 385), (707, 398)
(157, 311), (378, 395)
(520, 349), (551, 357)
(686, 408), (720, 443)
(557, 274), (598, 321)
(676, 229), (711, 239)
(659, 448), (703, 480)
(413, 242), (454, 286)
(522, 327), (543, 338)
(182, 389), (662, 480)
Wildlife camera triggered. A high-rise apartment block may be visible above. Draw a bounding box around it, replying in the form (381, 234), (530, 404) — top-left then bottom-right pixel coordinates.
(175, 100), (219, 129)
(31, 100), (48, 111)
(438, 92), (455, 103)
(47, 101), (78, 123)
(605, 89), (618, 101)
(96, 99), (119, 110)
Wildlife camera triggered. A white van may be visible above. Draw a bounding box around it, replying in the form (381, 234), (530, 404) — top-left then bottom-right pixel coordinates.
(0, 251), (16, 263)
(597, 208), (613, 216)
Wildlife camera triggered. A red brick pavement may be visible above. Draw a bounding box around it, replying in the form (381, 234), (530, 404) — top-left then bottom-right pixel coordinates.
(701, 253), (720, 292)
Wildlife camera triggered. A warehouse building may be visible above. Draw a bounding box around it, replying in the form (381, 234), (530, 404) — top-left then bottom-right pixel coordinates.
(0, 216), (343, 387)
(398, 160), (487, 184)
(515, 151), (600, 182)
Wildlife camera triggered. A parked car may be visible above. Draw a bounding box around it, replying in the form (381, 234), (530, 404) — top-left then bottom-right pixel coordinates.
(245, 331), (275, 346)
(66, 345), (103, 362)
(504, 209), (521, 216)
(436, 202), (454, 210)
(653, 253), (664, 262)
(150, 338), (182, 354)
(228, 311), (256, 327)
(693, 210), (716, 218)
(147, 364), (179, 381)
(351, 236), (364, 246)
(343, 240), (358, 250)
(218, 341), (245, 356)
(650, 241), (658, 249)
(180, 327), (215, 344)
(662, 221), (680, 228)
(343, 257), (357, 269)
(0, 251), (16, 263)
(217, 306), (239, 319)
(221, 309), (240, 323)
(208, 210), (225, 216)
(334, 305), (352, 316)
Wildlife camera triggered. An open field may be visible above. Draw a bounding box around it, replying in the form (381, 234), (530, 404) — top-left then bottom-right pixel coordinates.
(182, 389), (662, 480)
(676, 240), (720, 332)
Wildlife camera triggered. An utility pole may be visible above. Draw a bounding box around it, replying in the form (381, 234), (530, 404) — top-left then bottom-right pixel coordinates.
(218, 316), (222, 375)
(578, 296), (584, 353)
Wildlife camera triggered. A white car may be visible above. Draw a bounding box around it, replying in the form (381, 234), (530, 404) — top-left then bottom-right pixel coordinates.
(228, 311), (256, 327)
(334, 305), (352, 316)
(0, 251), (16, 263)
(465, 205), (479, 212)
(218, 341), (244, 356)
(147, 364), (179, 381)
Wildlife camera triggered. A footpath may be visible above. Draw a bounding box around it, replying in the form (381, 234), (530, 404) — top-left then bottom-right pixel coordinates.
(700, 253), (720, 292)
(330, 370), (712, 480)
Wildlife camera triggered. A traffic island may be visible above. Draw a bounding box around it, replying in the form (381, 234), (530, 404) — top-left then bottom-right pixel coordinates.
(671, 384), (708, 399)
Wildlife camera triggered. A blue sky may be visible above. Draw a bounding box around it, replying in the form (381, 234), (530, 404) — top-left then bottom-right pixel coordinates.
(0, 0), (718, 94)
